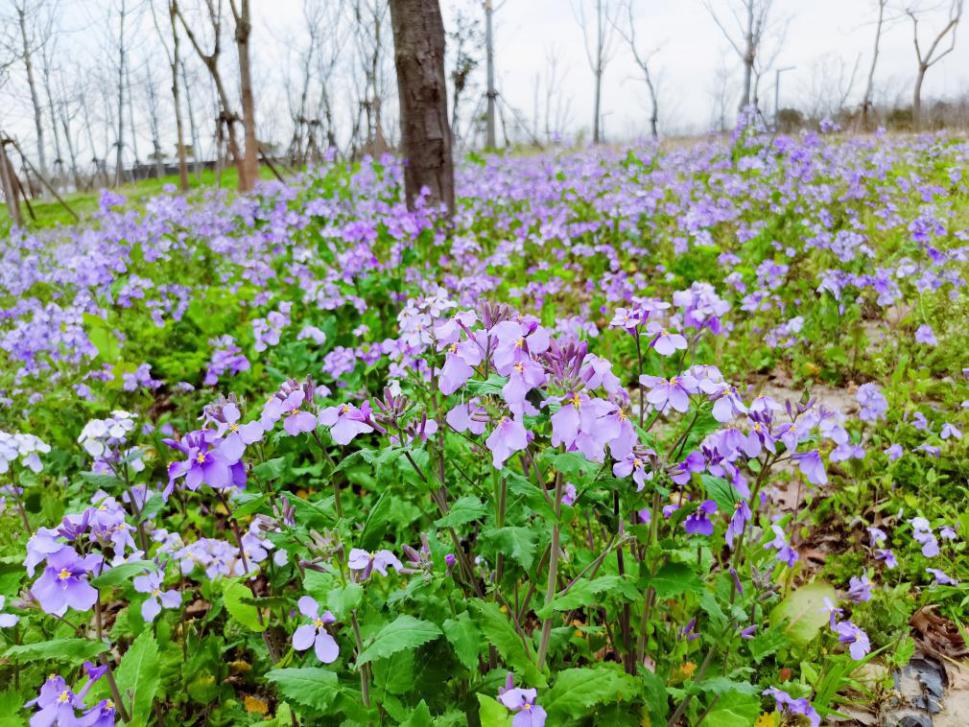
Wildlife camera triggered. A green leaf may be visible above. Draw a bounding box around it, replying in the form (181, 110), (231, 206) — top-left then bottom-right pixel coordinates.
(82, 313), (122, 362)
(91, 560), (156, 588)
(326, 583), (363, 618)
(479, 526), (536, 569)
(252, 457), (287, 481)
(476, 694), (513, 727)
(701, 474), (737, 512)
(540, 575), (639, 617)
(115, 631), (160, 727)
(469, 600), (546, 687)
(643, 562), (703, 599)
(0, 689), (27, 727)
(356, 615), (442, 666)
(542, 666), (639, 719)
(265, 668), (340, 713)
(3, 638), (107, 664)
(435, 496), (488, 528)
(770, 581), (837, 647)
(699, 690), (761, 727)
(223, 581), (267, 632)
(443, 611), (480, 670)
(399, 700), (433, 727)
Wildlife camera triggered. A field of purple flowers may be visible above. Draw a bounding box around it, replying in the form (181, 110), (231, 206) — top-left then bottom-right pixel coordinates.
(0, 124), (967, 726)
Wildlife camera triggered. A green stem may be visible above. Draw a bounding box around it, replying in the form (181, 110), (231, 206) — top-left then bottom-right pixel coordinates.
(536, 474), (564, 670)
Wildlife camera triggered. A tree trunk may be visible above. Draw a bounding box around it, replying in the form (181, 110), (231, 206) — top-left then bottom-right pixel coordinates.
(17, 8), (48, 184)
(484, 0), (496, 149)
(861, 0), (886, 130)
(233, 0), (259, 190)
(180, 60), (202, 178)
(0, 142), (23, 227)
(169, 1), (190, 191)
(388, 0), (455, 217)
(913, 66), (926, 129)
(114, 1), (127, 187)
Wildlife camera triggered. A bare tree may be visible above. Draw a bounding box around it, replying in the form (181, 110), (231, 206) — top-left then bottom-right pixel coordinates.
(907, 0), (964, 128)
(708, 51), (734, 132)
(40, 33), (63, 187)
(388, 0), (454, 216)
(483, 0), (500, 148)
(615, 0), (660, 138)
(573, 0), (618, 143)
(860, 0), (888, 129)
(151, 0), (190, 190)
(351, 0), (391, 155)
(174, 0), (248, 189)
(447, 8), (480, 138)
(542, 47), (573, 142)
(4, 0), (55, 183)
(704, 0), (774, 114)
(227, 0), (259, 189)
(804, 53), (861, 119)
(109, 0), (130, 186)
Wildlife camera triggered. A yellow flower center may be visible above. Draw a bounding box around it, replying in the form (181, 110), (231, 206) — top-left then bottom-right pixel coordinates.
(568, 393), (581, 408)
(229, 423), (239, 432)
(514, 362), (524, 373)
(633, 459), (642, 468)
(753, 422), (761, 432)
(515, 337), (526, 349)
(57, 568), (72, 581)
(448, 343), (458, 354)
(523, 703), (532, 711)
(152, 588), (161, 597)
(313, 618), (324, 628)
(340, 404), (351, 414)
(196, 452), (207, 464)
(57, 690), (70, 704)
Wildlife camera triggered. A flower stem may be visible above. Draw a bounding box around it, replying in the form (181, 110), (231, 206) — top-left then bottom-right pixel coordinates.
(536, 474), (564, 670)
(351, 610), (371, 708)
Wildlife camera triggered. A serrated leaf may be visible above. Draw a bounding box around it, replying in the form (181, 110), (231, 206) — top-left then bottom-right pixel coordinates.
(770, 581), (837, 647)
(3, 638), (107, 664)
(399, 700), (433, 727)
(356, 615), (441, 666)
(326, 583), (363, 618)
(643, 562), (703, 599)
(435, 496), (488, 528)
(0, 689), (26, 727)
(115, 631), (160, 727)
(479, 526), (536, 569)
(540, 575), (639, 617)
(443, 611), (480, 670)
(223, 581), (266, 632)
(542, 666), (639, 719)
(265, 668), (339, 713)
(469, 600), (546, 687)
(91, 560), (156, 588)
(699, 690), (761, 727)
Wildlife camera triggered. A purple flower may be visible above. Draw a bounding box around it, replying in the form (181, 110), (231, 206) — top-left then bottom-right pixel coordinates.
(31, 546), (100, 616)
(348, 548), (404, 580)
(486, 417), (528, 469)
(910, 517), (939, 558)
(793, 450), (827, 485)
(875, 548), (898, 569)
(25, 675), (97, 727)
(446, 400), (488, 435)
(292, 596), (339, 663)
(834, 620), (871, 660)
(561, 482), (577, 506)
(639, 375), (691, 414)
(926, 568), (958, 586)
(133, 571), (181, 623)
(941, 422), (962, 440)
(613, 451), (654, 491)
(318, 402), (375, 445)
(763, 687), (820, 727)
(856, 383), (887, 423)
(0, 595), (18, 627)
(684, 500), (717, 536)
(711, 386), (748, 423)
(847, 573), (872, 603)
(165, 430), (244, 492)
(884, 443), (903, 461)
(725, 500), (752, 549)
(645, 321), (688, 357)
(438, 338), (484, 395)
(207, 400), (265, 462)
(767, 524), (798, 567)
(498, 686), (547, 727)
(914, 324), (937, 346)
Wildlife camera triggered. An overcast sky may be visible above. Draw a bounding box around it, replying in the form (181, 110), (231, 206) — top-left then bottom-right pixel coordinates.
(2, 0), (968, 169)
(466, 0), (969, 138)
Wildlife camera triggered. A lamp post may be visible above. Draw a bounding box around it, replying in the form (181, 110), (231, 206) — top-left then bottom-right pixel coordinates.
(774, 65), (795, 129)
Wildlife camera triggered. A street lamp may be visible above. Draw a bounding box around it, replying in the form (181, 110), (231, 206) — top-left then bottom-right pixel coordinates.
(774, 66), (796, 129)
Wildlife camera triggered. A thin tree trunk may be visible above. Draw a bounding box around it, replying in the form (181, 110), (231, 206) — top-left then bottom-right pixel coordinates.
(231, 0), (259, 190)
(41, 52), (63, 189)
(913, 66), (926, 128)
(0, 141), (23, 227)
(388, 0), (454, 216)
(484, 0), (497, 148)
(593, 69), (602, 143)
(168, 1), (190, 190)
(861, 0), (886, 130)
(114, 1), (127, 187)
(17, 7), (48, 183)
(180, 60), (202, 178)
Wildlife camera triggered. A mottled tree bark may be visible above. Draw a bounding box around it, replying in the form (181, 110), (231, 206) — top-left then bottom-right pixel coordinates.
(230, 0), (259, 191)
(389, 0), (454, 217)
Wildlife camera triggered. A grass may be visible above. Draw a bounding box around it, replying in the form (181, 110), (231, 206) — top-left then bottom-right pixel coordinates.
(0, 164), (280, 232)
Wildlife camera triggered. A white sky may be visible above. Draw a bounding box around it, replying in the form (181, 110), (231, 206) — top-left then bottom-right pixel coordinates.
(2, 0), (967, 168)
